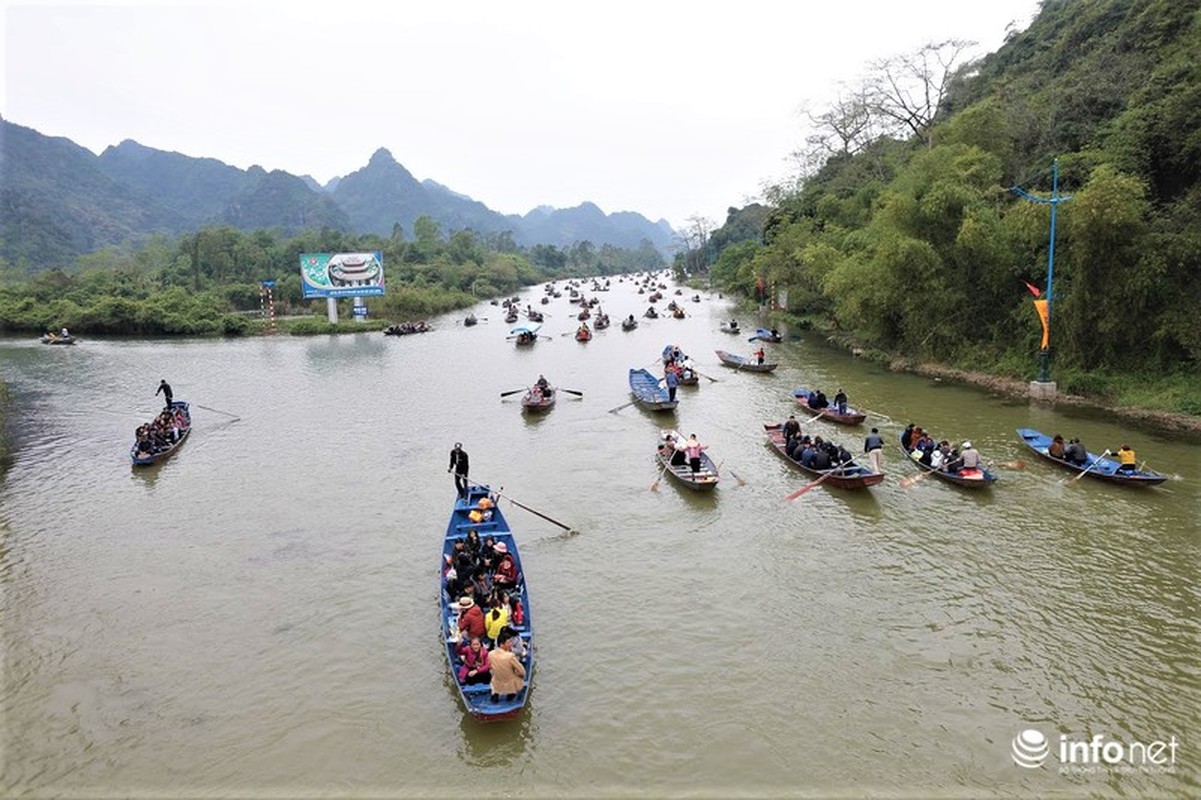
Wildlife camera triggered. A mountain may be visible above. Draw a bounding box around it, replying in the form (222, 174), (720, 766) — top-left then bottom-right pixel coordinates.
(0, 119), (675, 270)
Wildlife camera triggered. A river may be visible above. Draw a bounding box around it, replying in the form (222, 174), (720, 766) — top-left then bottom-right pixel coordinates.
(1, 276), (1197, 798)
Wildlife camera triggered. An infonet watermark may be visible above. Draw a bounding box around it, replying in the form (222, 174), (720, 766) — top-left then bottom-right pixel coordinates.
(1012, 729), (1181, 775)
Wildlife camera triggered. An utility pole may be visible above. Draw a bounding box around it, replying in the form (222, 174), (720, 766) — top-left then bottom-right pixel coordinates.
(1011, 159), (1071, 396)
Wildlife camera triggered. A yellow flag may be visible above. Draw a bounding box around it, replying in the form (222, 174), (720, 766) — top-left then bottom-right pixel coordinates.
(1033, 299), (1049, 349)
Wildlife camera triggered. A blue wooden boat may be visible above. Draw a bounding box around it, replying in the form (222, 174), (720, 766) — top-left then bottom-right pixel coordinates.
(1016, 428), (1168, 486)
(509, 322), (541, 346)
(130, 401), (191, 466)
(898, 432), (997, 488)
(715, 349), (778, 373)
(753, 327), (783, 343)
(628, 368), (677, 411)
(440, 483), (534, 721)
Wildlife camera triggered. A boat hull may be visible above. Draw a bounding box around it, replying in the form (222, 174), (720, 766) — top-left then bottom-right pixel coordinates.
(521, 390), (556, 413)
(715, 350), (777, 372)
(898, 432), (996, 488)
(628, 368), (677, 412)
(1016, 428), (1167, 486)
(130, 401), (191, 466)
(792, 388), (866, 425)
(654, 439), (719, 491)
(763, 424), (883, 489)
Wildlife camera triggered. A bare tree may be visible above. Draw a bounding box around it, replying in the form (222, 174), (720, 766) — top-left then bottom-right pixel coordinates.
(806, 85), (876, 157)
(673, 215), (714, 274)
(866, 39), (976, 147)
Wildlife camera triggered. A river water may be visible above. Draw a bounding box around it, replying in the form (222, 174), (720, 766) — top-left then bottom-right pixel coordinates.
(1, 277), (1197, 798)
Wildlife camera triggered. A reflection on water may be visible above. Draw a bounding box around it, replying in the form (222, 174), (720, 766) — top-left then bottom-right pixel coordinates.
(0, 279), (1198, 798)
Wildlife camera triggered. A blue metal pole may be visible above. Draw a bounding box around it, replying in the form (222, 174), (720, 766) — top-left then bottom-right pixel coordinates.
(1038, 159), (1060, 383)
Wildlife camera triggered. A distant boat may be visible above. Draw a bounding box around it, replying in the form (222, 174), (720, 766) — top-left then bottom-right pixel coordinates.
(522, 386), (556, 413)
(1016, 428), (1167, 486)
(621, 318), (638, 331)
(715, 350), (778, 373)
(464, 315), (478, 327)
(792, 388), (866, 425)
(720, 322), (741, 334)
(753, 328), (783, 343)
(440, 483), (533, 721)
(510, 323), (541, 347)
(575, 326), (593, 342)
(628, 368), (677, 412)
(40, 333), (77, 345)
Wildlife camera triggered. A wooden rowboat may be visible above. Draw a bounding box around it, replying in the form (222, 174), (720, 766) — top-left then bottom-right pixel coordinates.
(440, 483), (533, 721)
(654, 431), (720, 491)
(130, 401), (191, 466)
(763, 423), (883, 489)
(1017, 428), (1167, 486)
(715, 350), (778, 373)
(521, 387), (556, 413)
(792, 388), (866, 425)
(753, 327), (783, 343)
(898, 432), (997, 488)
(628, 368), (677, 412)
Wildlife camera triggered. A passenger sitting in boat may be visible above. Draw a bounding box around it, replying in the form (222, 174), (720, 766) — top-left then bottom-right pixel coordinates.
(834, 389), (848, 414)
(815, 390), (829, 410)
(1048, 434), (1066, 459)
(464, 529), (483, 558)
(771, 328), (780, 338)
(1064, 438), (1088, 465)
(489, 630), (527, 703)
(458, 636), (491, 684)
(811, 444), (832, 470)
(472, 569), (494, 599)
(505, 592), (524, 627)
(493, 543), (519, 589)
(484, 604), (510, 645)
(457, 596), (487, 640)
(959, 442), (980, 470)
(658, 433), (677, 458)
(535, 375), (550, 397)
(670, 438), (688, 467)
(1115, 444), (1137, 472)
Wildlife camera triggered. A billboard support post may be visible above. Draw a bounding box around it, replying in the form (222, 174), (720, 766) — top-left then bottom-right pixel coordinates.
(327, 297), (338, 324)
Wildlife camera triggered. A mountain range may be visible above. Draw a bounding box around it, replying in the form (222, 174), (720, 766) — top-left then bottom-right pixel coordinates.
(0, 117), (675, 270)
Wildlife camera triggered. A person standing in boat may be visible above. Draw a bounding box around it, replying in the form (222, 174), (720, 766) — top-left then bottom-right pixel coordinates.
(449, 442), (470, 498)
(783, 415), (801, 442)
(683, 433), (708, 474)
(156, 379), (173, 409)
(864, 427), (885, 474)
(754, 347), (766, 365)
(834, 389), (848, 415)
(664, 367), (679, 403)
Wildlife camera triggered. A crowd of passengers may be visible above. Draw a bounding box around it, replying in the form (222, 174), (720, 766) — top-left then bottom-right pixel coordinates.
(442, 499), (529, 698)
(133, 406), (188, 457)
(779, 415), (856, 471)
(901, 424), (982, 472)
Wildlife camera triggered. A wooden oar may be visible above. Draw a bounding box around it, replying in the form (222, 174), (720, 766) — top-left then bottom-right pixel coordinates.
(784, 459), (853, 501)
(608, 399), (639, 414)
(499, 388), (527, 398)
(193, 403), (241, 422)
(650, 465), (668, 492)
(558, 388), (584, 397)
(997, 460), (1026, 470)
(900, 469), (932, 489)
(694, 369), (719, 383)
(1063, 449), (1112, 484)
(720, 464), (748, 486)
(490, 486), (575, 532)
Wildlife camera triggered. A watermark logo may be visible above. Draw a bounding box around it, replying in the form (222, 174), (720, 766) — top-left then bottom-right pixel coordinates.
(1012, 729), (1049, 768)
(1011, 729), (1181, 774)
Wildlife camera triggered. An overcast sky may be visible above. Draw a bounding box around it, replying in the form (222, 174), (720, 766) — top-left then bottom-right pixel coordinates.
(3, 0), (1040, 230)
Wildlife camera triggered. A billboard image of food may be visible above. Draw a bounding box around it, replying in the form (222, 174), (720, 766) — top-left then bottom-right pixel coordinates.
(299, 252), (385, 298)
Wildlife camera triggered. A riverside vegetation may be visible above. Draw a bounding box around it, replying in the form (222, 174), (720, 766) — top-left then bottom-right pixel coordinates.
(692, 0), (1200, 419)
(0, 216), (665, 337)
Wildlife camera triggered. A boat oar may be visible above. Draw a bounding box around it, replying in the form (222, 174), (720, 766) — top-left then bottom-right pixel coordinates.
(608, 399), (639, 414)
(1062, 449), (1112, 485)
(695, 370), (719, 383)
(719, 464), (747, 486)
(747, 335), (759, 342)
(997, 460), (1026, 470)
(491, 487), (576, 533)
(650, 465), (668, 492)
(900, 469), (932, 490)
(193, 404), (241, 421)
(784, 460), (853, 501)
(499, 388), (527, 398)
(558, 388), (584, 397)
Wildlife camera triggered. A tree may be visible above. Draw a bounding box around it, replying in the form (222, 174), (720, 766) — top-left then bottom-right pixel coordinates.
(867, 40), (976, 147)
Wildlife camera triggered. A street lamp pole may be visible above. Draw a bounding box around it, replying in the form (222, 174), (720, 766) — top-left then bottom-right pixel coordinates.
(1011, 158), (1071, 384)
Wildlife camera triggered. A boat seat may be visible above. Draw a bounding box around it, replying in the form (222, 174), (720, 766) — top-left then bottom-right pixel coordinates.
(455, 521), (499, 532)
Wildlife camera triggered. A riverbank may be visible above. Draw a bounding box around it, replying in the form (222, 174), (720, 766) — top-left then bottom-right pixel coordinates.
(766, 310), (1201, 435)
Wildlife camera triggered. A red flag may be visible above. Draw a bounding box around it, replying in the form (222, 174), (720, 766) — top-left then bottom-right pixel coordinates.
(1022, 280), (1042, 297)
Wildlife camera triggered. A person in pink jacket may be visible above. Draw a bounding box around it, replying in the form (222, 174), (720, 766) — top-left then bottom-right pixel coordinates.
(683, 433), (708, 473)
(457, 636), (491, 684)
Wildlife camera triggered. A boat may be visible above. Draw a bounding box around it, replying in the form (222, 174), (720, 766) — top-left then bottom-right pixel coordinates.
(719, 322), (741, 335)
(753, 327), (783, 343)
(671, 307), (686, 319)
(510, 323), (541, 346)
(792, 388), (867, 425)
(644, 308), (659, 319)
(577, 309), (591, 321)
(715, 350), (778, 373)
(662, 345), (699, 386)
(383, 321), (431, 336)
(464, 315), (478, 327)
(40, 334), (77, 345)
(1016, 428), (1168, 486)
(130, 401), (192, 466)
(575, 326), (593, 342)
(898, 432), (997, 488)
(594, 313), (610, 330)
(521, 386), (556, 413)
(440, 483), (534, 721)
(628, 368), (677, 412)
(654, 431), (719, 491)
(762, 423), (884, 489)
(505, 311), (520, 324)
(621, 318), (638, 331)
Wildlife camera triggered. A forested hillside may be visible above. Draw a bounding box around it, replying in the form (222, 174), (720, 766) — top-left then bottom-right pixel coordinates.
(704, 0), (1200, 413)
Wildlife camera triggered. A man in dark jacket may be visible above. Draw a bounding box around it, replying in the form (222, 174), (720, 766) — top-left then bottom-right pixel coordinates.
(864, 427), (885, 474)
(156, 379), (173, 409)
(449, 443), (470, 498)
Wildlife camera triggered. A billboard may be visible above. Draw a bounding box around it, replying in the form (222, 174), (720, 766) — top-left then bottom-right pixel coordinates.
(299, 252), (385, 298)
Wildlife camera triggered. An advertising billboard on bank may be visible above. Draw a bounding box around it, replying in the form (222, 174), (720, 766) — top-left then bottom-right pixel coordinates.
(299, 252), (385, 298)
